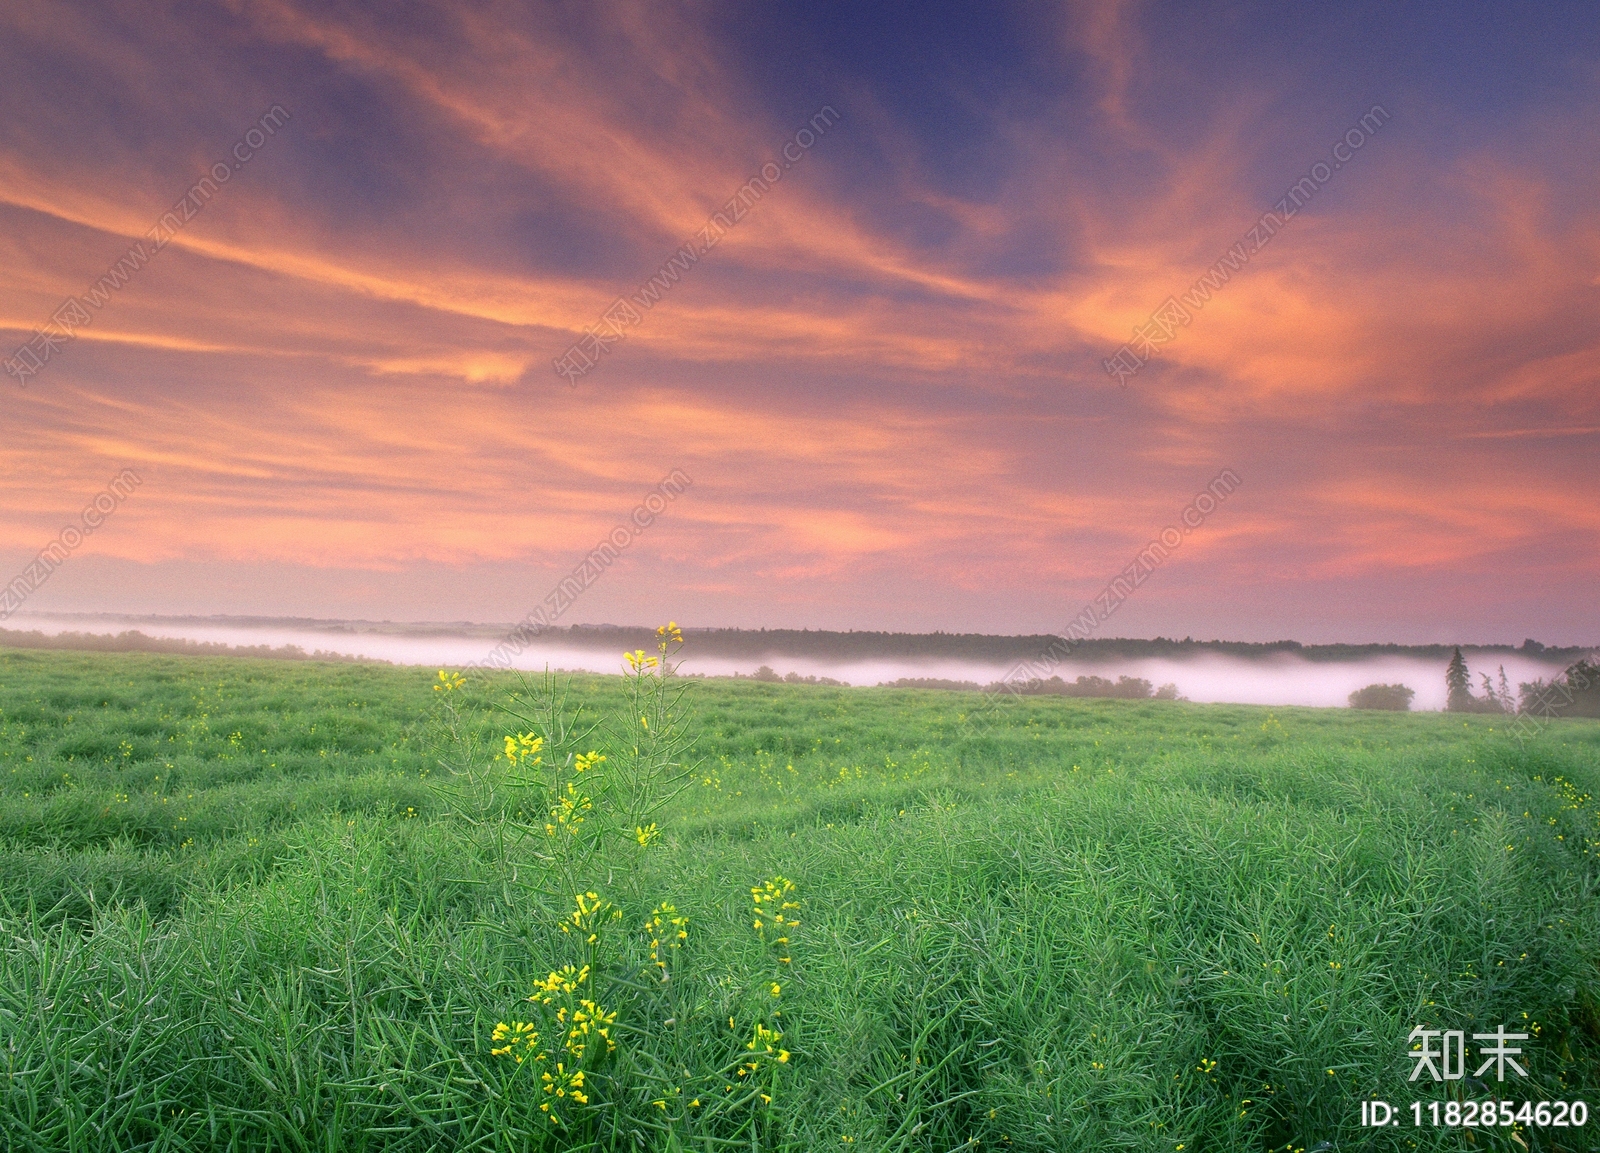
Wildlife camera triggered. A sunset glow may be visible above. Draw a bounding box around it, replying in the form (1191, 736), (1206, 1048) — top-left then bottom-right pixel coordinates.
(3, 1), (1596, 642)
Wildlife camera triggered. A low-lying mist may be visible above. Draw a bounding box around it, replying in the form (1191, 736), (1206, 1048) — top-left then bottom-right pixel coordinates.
(12, 613), (1576, 711)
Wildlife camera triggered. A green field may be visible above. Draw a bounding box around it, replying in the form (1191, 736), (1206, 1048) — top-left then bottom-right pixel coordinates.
(2, 646), (1598, 1152)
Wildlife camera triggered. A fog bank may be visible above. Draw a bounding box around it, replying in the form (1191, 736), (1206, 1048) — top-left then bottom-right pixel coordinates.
(11, 614), (1579, 711)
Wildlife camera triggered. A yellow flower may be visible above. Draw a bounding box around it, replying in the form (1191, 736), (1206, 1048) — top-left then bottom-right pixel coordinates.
(751, 877), (800, 961)
(489, 1020), (540, 1061)
(433, 669), (464, 692)
(549, 782), (593, 833)
(644, 903), (688, 971)
(559, 892), (621, 942)
(635, 823), (661, 847)
(722, 1019), (791, 1075)
(503, 731), (544, 765)
(624, 649), (659, 672)
(531, 964), (590, 998)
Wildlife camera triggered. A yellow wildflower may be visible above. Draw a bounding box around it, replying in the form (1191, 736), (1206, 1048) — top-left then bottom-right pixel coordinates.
(560, 892), (621, 943)
(644, 903), (688, 972)
(751, 876), (801, 962)
(503, 731), (544, 765)
(549, 782), (593, 834)
(488, 1020), (540, 1062)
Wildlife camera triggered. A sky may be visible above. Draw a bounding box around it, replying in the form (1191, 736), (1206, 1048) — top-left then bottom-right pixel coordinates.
(2, 0), (1597, 645)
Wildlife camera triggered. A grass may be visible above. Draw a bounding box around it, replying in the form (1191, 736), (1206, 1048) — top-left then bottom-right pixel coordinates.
(1, 645), (1598, 1151)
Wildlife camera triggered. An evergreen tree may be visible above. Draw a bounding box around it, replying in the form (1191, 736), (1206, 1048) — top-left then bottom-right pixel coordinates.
(1445, 646), (1473, 712)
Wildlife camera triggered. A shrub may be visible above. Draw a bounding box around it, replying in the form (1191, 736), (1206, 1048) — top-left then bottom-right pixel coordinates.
(1348, 683), (1414, 711)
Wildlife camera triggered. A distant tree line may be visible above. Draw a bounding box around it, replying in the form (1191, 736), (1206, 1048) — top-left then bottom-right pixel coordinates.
(733, 666), (849, 687)
(550, 625), (1590, 667)
(0, 627), (380, 664)
(882, 674), (1184, 700)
